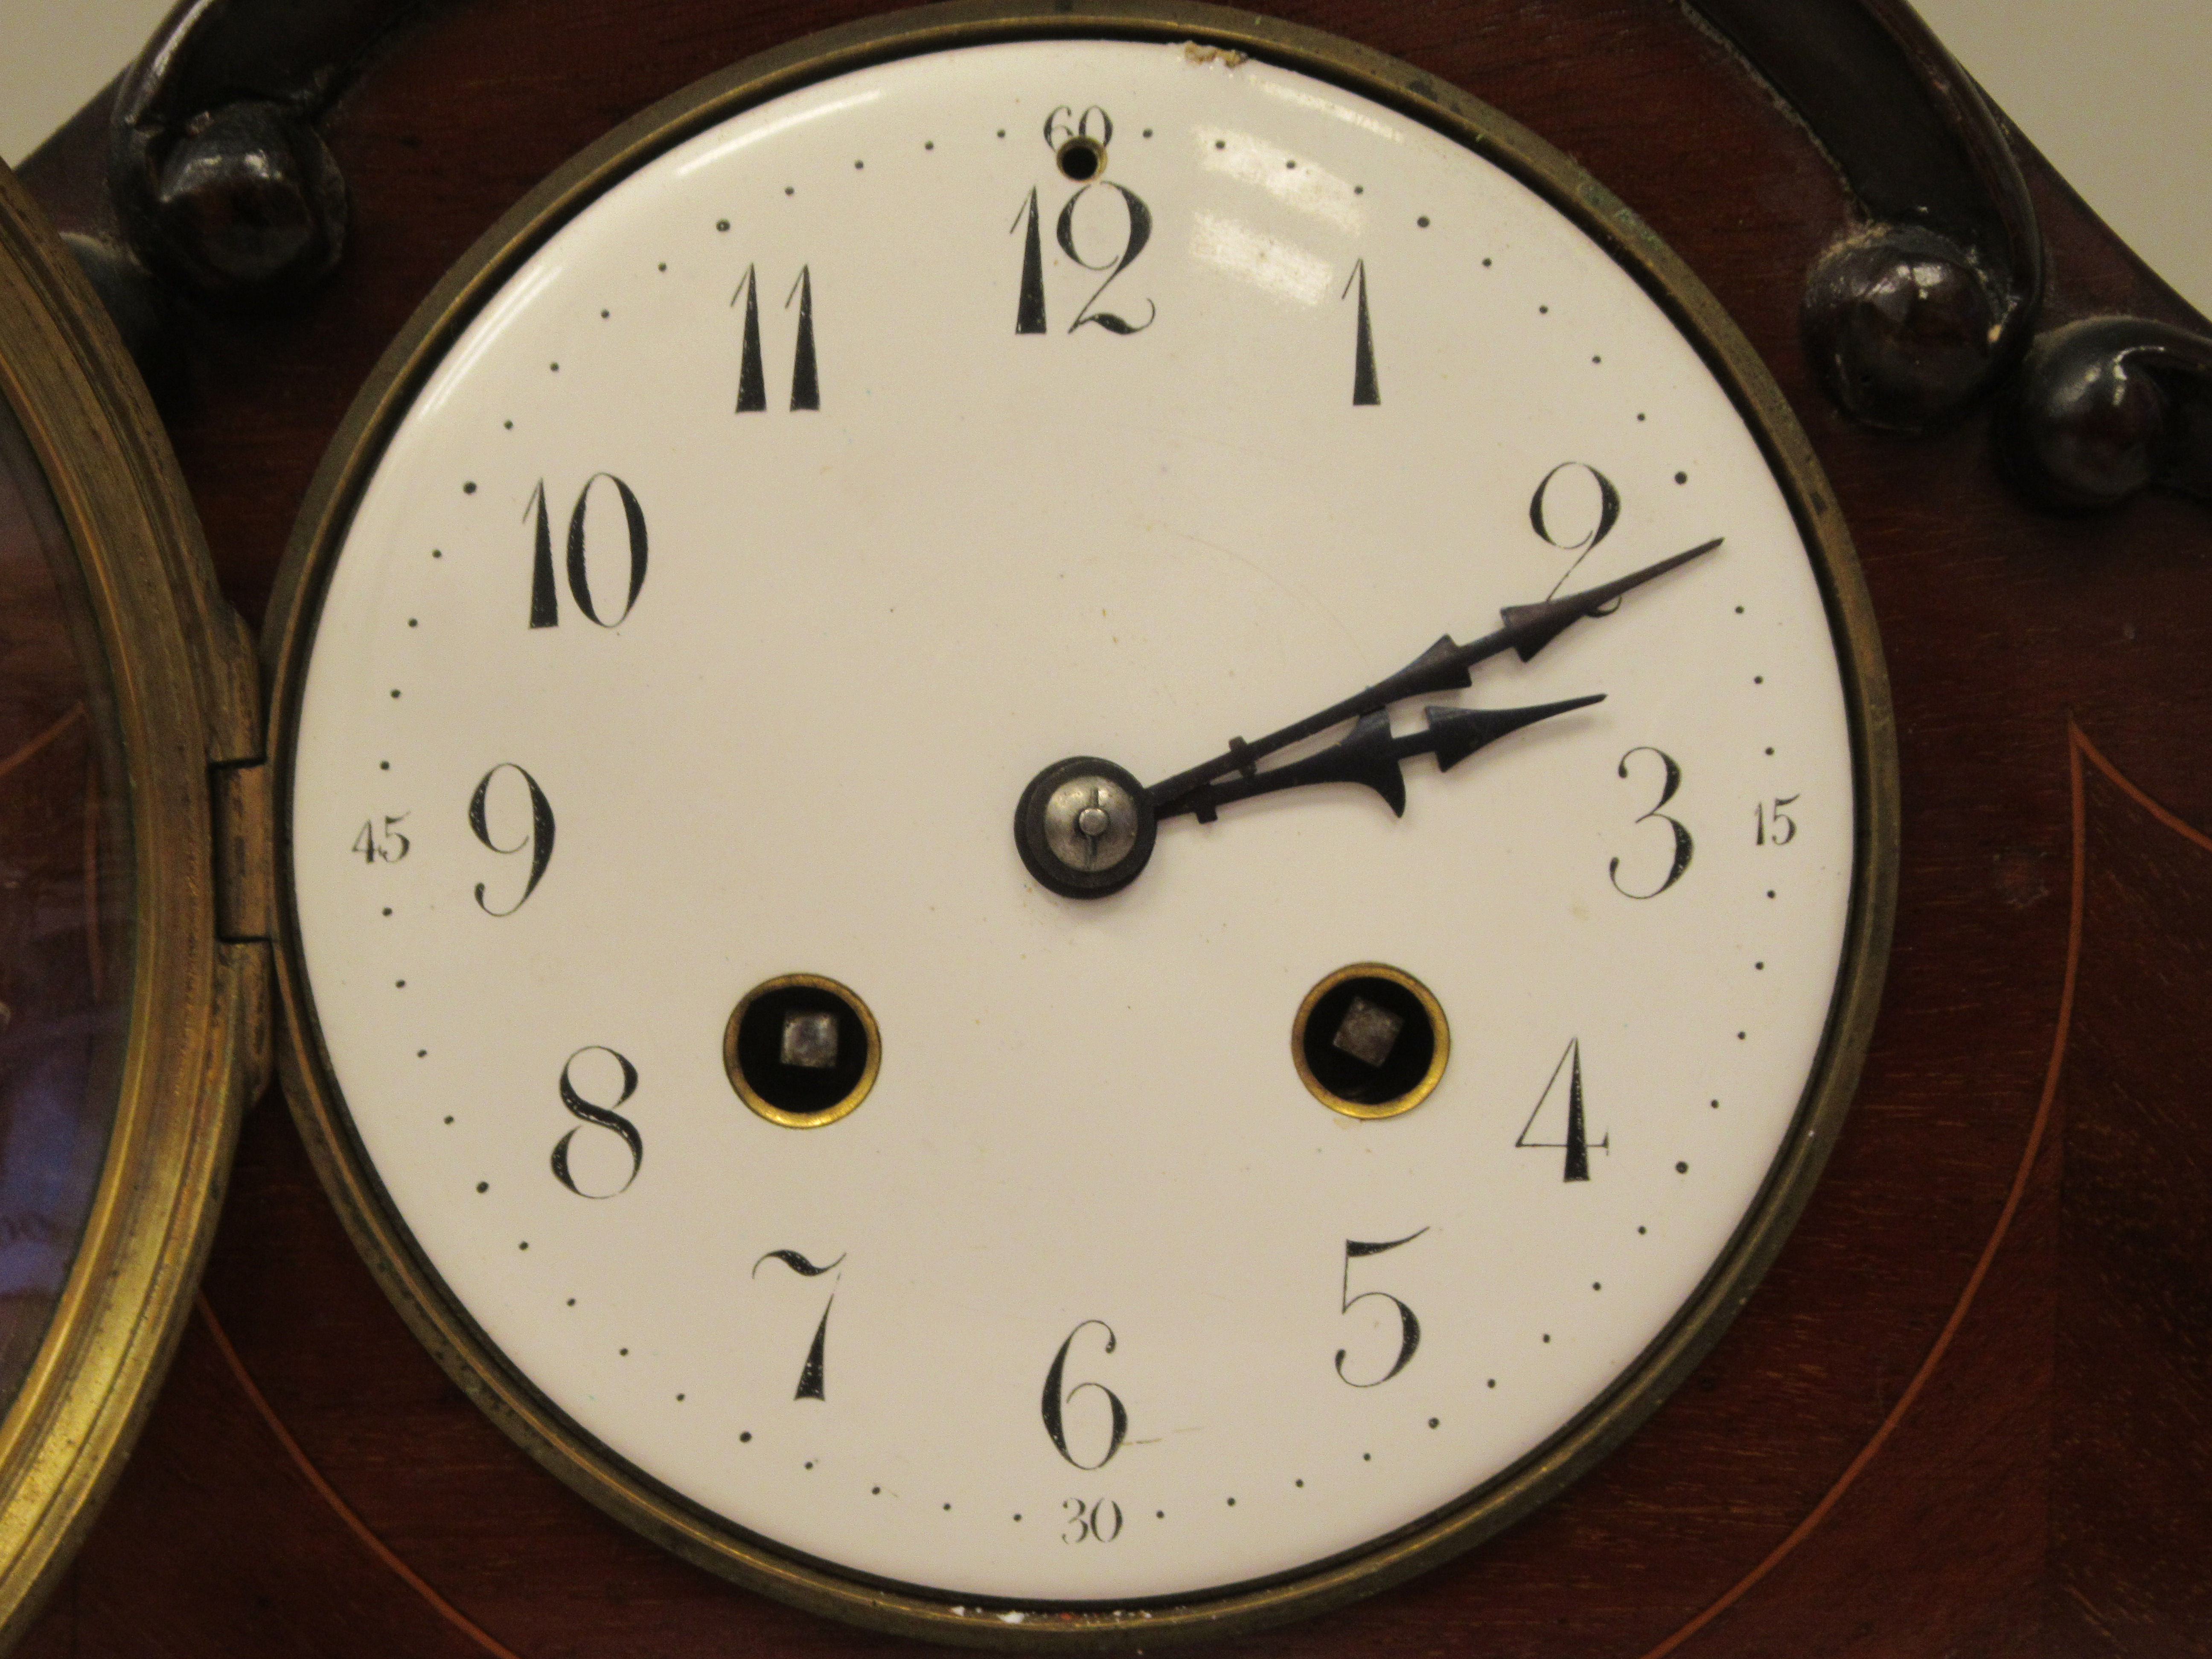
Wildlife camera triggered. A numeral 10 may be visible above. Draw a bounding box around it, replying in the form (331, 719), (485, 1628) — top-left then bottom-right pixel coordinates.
(527, 474), (648, 629)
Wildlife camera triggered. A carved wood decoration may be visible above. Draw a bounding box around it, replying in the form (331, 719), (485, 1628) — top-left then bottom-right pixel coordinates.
(13, 0), (2212, 1652)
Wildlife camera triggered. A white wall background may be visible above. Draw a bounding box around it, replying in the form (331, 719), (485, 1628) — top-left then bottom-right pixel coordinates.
(0, 0), (2206, 314)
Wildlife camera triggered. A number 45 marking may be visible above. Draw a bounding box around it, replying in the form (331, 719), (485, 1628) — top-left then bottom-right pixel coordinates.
(352, 813), (409, 864)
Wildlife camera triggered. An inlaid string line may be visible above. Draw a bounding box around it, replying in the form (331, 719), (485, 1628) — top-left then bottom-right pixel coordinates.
(0, 703), (83, 786)
(194, 727), (2208, 1651)
(0, 704), (99, 994)
(1642, 719), (2204, 1657)
(196, 1293), (526, 1659)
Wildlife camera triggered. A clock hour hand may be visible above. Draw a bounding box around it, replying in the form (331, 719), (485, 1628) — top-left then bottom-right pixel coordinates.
(1154, 696), (1605, 824)
(1014, 538), (1716, 899)
(1143, 536), (1719, 820)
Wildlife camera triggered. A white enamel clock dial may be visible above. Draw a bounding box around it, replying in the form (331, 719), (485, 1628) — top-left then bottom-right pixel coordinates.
(276, 25), (1887, 1627)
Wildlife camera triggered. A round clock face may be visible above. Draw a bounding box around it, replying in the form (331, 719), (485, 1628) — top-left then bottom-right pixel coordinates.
(274, 24), (1887, 1629)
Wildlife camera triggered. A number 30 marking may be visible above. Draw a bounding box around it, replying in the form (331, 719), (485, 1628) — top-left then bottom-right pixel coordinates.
(1062, 1496), (1123, 1544)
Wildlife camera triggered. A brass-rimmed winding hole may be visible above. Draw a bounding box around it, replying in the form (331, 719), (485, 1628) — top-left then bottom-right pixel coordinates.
(1292, 963), (1449, 1120)
(1057, 135), (1105, 181)
(724, 973), (881, 1127)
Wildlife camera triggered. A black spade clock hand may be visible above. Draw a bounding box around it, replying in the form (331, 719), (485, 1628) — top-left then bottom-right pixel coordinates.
(1146, 535), (1721, 820)
(1154, 696), (1607, 823)
(1015, 538), (1721, 897)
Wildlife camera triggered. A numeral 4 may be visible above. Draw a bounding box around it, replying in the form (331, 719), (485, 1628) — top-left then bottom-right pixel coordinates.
(1518, 1038), (1607, 1182)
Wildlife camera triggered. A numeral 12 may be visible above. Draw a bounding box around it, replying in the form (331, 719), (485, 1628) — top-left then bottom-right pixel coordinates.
(1010, 183), (1155, 335)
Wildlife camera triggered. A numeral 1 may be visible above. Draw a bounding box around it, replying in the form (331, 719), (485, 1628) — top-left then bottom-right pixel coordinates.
(1011, 187), (1048, 334)
(1343, 259), (1380, 405)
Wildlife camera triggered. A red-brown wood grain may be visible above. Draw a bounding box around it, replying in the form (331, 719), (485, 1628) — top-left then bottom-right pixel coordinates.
(15, 1), (2212, 1653)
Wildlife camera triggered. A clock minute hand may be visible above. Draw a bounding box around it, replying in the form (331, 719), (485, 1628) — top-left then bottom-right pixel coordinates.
(1144, 536), (1721, 818)
(1152, 696), (1606, 824)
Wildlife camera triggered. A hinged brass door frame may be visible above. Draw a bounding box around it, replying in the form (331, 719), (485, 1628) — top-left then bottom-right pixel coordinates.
(0, 162), (264, 1647)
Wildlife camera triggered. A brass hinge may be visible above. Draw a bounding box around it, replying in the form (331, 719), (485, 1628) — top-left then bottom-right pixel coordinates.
(210, 758), (272, 943)
(207, 601), (273, 1104)
(206, 600), (271, 942)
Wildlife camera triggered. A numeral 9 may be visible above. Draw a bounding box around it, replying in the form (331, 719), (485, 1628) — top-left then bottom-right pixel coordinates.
(469, 763), (555, 916)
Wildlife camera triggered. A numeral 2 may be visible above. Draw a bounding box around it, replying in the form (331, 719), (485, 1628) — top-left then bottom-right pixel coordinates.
(1530, 462), (1622, 600)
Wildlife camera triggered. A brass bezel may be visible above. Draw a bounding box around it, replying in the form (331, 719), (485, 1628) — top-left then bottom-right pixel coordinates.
(1290, 963), (1450, 1120)
(262, 3), (1899, 1648)
(723, 972), (884, 1128)
(0, 166), (256, 1647)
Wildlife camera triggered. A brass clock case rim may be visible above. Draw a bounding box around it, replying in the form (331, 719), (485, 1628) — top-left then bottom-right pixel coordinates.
(1290, 962), (1451, 1120)
(262, 1), (1898, 1648)
(0, 166), (256, 1647)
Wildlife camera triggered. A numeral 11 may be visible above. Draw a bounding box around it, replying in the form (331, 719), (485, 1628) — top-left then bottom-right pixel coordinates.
(733, 263), (820, 412)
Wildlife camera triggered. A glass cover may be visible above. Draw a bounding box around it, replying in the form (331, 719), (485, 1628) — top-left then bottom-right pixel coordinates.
(0, 384), (131, 1412)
